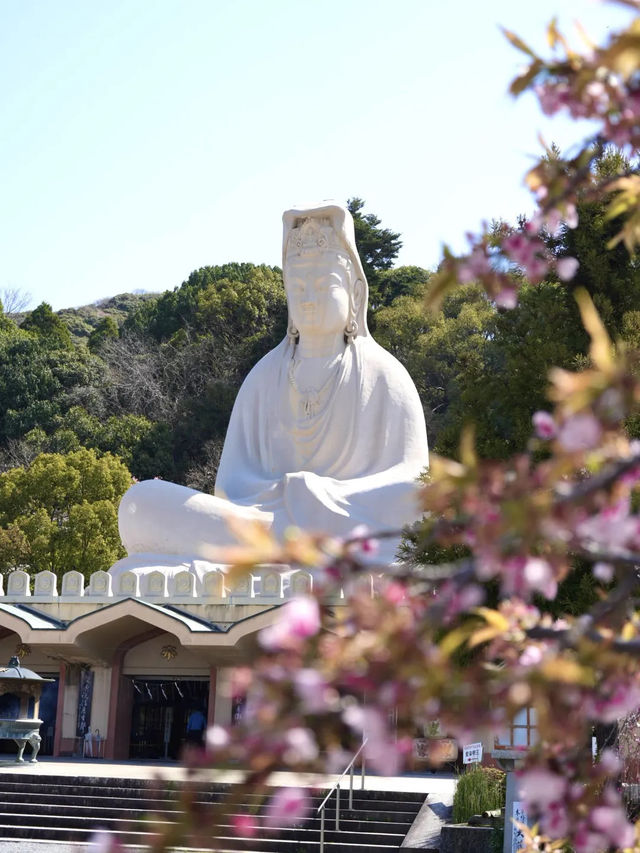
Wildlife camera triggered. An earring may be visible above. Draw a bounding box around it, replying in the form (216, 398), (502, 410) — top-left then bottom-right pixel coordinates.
(344, 318), (358, 344)
(287, 323), (299, 344)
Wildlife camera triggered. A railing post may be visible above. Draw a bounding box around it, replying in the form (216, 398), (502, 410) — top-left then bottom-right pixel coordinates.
(349, 762), (354, 810)
(335, 783), (340, 831)
(361, 752), (366, 788)
(320, 807), (325, 852)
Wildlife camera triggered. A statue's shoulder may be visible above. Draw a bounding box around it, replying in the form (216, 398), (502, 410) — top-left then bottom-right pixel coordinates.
(361, 337), (416, 387)
(237, 339), (289, 393)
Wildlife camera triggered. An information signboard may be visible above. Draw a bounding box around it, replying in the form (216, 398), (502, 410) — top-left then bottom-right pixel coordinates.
(462, 741), (483, 764)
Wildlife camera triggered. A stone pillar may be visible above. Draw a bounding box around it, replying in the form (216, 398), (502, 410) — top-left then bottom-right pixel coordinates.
(105, 627), (164, 760)
(105, 657), (134, 759)
(207, 666), (217, 729)
(502, 763), (529, 853)
(214, 667), (232, 727)
(52, 662), (66, 757)
(91, 666), (110, 736)
(105, 659), (122, 760)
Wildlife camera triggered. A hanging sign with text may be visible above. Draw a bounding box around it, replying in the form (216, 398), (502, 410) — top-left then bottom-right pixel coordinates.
(462, 742), (483, 764)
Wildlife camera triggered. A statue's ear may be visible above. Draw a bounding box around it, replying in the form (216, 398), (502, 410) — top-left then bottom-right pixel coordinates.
(353, 278), (364, 315)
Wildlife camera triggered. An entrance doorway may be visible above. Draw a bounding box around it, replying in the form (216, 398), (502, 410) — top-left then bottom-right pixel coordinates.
(128, 678), (208, 759)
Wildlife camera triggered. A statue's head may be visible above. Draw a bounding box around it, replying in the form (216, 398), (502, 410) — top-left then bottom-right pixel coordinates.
(282, 203), (369, 344)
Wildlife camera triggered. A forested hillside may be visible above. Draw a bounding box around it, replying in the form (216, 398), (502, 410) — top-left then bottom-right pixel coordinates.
(2, 179), (639, 579)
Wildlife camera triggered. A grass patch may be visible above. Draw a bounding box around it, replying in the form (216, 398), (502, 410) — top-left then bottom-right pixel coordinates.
(452, 766), (506, 824)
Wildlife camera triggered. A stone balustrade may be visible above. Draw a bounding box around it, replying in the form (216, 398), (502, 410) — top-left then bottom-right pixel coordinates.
(0, 566), (363, 604)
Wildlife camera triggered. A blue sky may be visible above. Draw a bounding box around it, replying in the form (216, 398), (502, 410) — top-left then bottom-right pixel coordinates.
(0, 0), (632, 311)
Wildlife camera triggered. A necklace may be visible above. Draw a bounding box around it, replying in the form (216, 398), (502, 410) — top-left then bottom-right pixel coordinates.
(287, 352), (343, 419)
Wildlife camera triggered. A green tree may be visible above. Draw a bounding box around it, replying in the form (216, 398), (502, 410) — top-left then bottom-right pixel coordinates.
(542, 147), (640, 337)
(0, 449), (130, 577)
(375, 265), (431, 306)
(375, 284), (495, 446)
(347, 198), (403, 308)
(24, 406), (174, 481)
(88, 316), (119, 353)
(20, 302), (72, 349)
(436, 281), (585, 459)
(124, 263), (285, 344)
(0, 328), (105, 446)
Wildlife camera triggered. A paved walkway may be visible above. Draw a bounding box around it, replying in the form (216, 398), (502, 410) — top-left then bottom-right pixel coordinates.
(0, 755), (455, 795)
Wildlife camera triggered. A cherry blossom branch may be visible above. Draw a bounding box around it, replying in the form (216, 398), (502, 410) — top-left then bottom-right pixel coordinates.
(554, 451), (640, 504)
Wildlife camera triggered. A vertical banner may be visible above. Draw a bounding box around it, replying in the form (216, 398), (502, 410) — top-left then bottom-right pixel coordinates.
(76, 668), (94, 737)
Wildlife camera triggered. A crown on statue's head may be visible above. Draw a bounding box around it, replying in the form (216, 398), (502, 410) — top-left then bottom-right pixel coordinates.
(285, 216), (345, 260)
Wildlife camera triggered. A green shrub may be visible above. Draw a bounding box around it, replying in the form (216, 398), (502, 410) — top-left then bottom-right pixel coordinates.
(452, 766), (506, 824)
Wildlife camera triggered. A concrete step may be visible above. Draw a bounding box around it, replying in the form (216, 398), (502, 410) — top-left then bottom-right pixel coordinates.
(0, 809), (408, 842)
(0, 774), (426, 852)
(0, 825), (406, 852)
(0, 801), (415, 835)
(0, 775), (425, 801)
(0, 791), (422, 822)
(0, 774), (427, 803)
(0, 788), (424, 818)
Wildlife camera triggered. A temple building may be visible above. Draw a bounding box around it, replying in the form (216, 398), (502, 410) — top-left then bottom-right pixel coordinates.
(0, 566), (322, 760)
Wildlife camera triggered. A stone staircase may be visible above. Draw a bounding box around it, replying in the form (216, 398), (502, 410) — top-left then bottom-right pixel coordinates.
(0, 773), (427, 851)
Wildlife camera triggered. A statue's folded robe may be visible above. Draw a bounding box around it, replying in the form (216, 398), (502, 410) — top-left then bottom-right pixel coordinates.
(215, 335), (429, 564)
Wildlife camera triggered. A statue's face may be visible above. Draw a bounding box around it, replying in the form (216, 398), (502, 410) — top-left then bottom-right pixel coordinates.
(285, 253), (351, 338)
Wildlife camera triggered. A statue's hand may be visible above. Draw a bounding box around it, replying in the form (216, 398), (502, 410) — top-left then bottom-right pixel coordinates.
(283, 471), (350, 518)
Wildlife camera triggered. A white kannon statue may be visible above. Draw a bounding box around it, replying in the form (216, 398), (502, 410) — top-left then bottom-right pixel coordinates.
(110, 202), (428, 585)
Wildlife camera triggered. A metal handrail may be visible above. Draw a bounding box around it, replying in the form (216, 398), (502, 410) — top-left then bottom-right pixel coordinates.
(317, 738), (368, 851)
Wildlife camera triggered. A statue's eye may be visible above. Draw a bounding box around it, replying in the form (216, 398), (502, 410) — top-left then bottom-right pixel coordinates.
(316, 273), (342, 290)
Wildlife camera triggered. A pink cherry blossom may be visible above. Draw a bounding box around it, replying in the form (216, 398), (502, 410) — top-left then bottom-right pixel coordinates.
(502, 232), (550, 282)
(564, 203), (578, 229)
(592, 562), (613, 583)
(86, 833), (123, 853)
(294, 668), (332, 713)
(343, 706), (403, 775)
(535, 80), (570, 115)
(283, 727), (319, 764)
(458, 246), (492, 283)
(205, 725), (229, 750)
(557, 413), (602, 452)
(577, 498), (638, 553)
(231, 814), (257, 837)
(532, 410), (556, 439)
(527, 255), (550, 282)
(586, 681), (640, 723)
(264, 787), (309, 828)
(518, 767), (567, 809)
(598, 748), (621, 775)
(590, 804), (635, 847)
(541, 800), (570, 838)
(500, 556), (557, 599)
(503, 232), (533, 265)
(494, 286), (517, 309)
(384, 581), (406, 604)
(519, 644), (543, 667)
(349, 524), (379, 555)
(259, 595), (321, 650)
(524, 557), (557, 599)
(556, 256), (579, 281)
(574, 826), (610, 853)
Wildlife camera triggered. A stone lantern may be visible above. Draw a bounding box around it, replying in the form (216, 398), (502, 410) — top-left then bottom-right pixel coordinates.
(0, 656), (53, 763)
